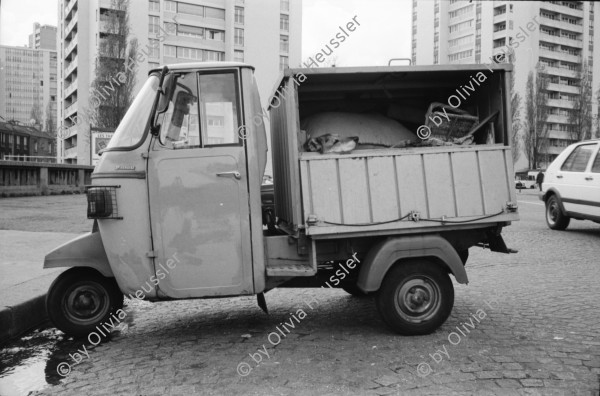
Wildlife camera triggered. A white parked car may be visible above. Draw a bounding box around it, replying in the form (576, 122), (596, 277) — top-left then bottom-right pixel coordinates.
(540, 140), (600, 230)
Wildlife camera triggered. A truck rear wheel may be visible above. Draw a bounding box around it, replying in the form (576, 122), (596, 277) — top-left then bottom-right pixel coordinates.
(376, 260), (453, 335)
(46, 268), (124, 338)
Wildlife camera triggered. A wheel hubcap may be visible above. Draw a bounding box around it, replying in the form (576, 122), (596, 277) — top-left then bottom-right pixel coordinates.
(548, 201), (559, 223)
(64, 283), (109, 325)
(395, 277), (441, 323)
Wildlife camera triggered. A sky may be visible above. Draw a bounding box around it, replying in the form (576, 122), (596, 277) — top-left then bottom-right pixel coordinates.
(0, 0), (412, 66)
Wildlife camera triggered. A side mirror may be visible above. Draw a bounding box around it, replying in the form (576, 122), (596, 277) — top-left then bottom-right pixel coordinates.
(157, 73), (175, 114)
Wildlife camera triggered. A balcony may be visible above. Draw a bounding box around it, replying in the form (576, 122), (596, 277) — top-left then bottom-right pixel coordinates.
(65, 0), (77, 18)
(64, 145), (78, 159)
(546, 66), (579, 79)
(64, 38), (78, 58)
(539, 48), (581, 63)
(547, 98), (575, 109)
(548, 82), (579, 95)
(493, 13), (507, 24)
(538, 16), (583, 34)
(493, 29), (508, 40)
(546, 114), (570, 124)
(65, 57), (77, 78)
(539, 2), (584, 18)
(547, 129), (571, 140)
(64, 79), (78, 99)
(539, 33), (582, 48)
(65, 14), (78, 37)
(65, 102), (78, 118)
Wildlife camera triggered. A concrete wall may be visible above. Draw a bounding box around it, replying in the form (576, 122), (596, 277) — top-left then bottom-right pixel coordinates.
(0, 161), (94, 197)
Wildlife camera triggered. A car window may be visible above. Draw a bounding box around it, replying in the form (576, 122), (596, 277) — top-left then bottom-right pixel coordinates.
(591, 146), (600, 173)
(159, 72), (201, 149)
(198, 71), (241, 146)
(560, 144), (596, 172)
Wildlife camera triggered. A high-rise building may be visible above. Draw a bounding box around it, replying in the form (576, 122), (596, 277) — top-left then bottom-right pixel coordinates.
(29, 23), (58, 50)
(57, 0), (301, 165)
(0, 45), (58, 135)
(411, 0), (600, 169)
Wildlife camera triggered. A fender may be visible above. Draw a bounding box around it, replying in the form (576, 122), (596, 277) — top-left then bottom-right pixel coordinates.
(541, 188), (567, 214)
(357, 234), (467, 293)
(44, 231), (114, 277)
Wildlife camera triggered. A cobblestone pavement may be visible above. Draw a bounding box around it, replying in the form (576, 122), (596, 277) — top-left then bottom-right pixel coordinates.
(24, 193), (600, 395)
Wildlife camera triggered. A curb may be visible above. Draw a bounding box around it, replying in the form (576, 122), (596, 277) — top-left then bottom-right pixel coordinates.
(0, 294), (48, 344)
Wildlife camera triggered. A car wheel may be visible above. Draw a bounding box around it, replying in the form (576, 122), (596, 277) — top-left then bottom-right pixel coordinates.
(376, 260), (454, 335)
(545, 195), (570, 230)
(46, 268), (124, 338)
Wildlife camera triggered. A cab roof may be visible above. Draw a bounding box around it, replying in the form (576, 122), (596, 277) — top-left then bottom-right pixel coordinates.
(149, 61), (254, 74)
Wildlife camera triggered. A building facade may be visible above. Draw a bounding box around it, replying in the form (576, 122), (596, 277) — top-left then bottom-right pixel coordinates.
(0, 45), (58, 136)
(29, 23), (58, 50)
(57, 0), (301, 164)
(411, 0), (600, 169)
(0, 121), (56, 161)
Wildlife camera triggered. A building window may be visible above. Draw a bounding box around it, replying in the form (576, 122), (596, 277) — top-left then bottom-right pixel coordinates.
(149, 0), (159, 12)
(280, 35), (289, 52)
(281, 0), (290, 12)
(178, 2), (203, 16)
(204, 50), (224, 61)
(235, 7), (244, 24)
(206, 28), (225, 41)
(164, 0), (176, 12)
(177, 46), (203, 60)
(280, 14), (289, 31)
(280, 55), (288, 71)
(234, 28), (244, 46)
(205, 7), (225, 20)
(164, 45), (176, 57)
(149, 16), (160, 35)
(178, 24), (204, 38)
(234, 50), (244, 62)
(148, 39), (159, 58)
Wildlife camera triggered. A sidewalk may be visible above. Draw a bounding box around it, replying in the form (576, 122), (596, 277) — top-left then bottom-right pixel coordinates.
(0, 230), (81, 343)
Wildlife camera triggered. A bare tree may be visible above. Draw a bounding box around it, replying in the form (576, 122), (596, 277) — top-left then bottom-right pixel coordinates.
(90, 0), (138, 129)
(44, 102), (55, 136)
(508, 53), (522, 164)
(29, 102), (42, 126)
(524, 63), (550, 169)
(568, 64), (593, 142)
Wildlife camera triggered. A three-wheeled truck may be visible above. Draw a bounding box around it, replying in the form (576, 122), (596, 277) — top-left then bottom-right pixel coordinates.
(44, 62), (519, 337)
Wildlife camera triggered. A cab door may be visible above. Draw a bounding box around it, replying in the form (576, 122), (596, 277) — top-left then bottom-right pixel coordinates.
(147, 69), (253, 298)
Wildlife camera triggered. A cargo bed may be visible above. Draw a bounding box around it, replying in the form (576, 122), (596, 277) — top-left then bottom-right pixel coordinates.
(269, 64), (517, 237)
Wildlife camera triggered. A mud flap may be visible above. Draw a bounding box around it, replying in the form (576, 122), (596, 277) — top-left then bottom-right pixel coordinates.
(487, 233), (518, 254)
(257, 292), (268, 314)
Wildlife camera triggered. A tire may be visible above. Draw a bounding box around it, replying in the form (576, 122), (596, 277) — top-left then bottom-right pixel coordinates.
(545, 195), (570, 230)
(46, 268), (124, 338)
(342, 283), (368, 297)
(376, 260), (454, 335)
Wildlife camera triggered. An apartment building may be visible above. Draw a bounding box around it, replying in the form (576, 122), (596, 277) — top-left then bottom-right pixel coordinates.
(411, 0), (600, 169)
(0, 44), (58, 136)
(29, 23), (58, 50)
(57, 0), (301, 165)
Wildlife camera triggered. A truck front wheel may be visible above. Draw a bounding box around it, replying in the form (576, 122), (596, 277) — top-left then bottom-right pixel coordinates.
(46, 268), (124, 338)
(376, 260), (454, 335)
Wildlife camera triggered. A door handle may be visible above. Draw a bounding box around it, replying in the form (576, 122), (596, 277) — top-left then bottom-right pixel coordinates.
(585, 176), (593, 181)
(556, 175), (563, 179)
(216, 171), (241, 180)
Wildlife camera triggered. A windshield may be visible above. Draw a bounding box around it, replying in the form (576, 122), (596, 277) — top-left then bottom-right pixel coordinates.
(106, 75), (159, 149)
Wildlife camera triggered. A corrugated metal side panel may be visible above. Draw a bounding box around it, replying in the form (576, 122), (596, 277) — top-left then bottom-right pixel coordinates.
(300, 146), (517, 236)
(269, 78), (301, 232)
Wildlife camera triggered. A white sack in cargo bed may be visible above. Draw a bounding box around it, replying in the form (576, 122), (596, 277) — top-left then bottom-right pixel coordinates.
(301, 112), (416, 148)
